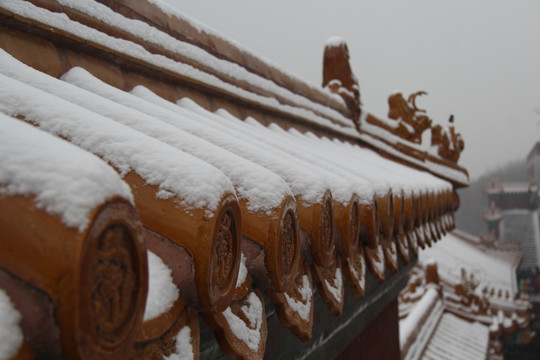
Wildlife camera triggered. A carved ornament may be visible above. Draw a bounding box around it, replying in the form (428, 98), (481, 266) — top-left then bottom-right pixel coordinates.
(214, 211), (235, 292)
(322, 39), (362, 129)
(431, 115), (465, 162)
(387, 91), (432, 143)
(89, 224), (138, 345)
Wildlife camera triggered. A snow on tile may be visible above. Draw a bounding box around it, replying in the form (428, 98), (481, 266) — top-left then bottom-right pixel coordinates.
(130, 86), (352, 205)
(235, 253), (248, 289)
(0, 113), (133, 232)
(419, 231), (516, 292)
(324, 266), (343, 303)
(370, 245), (387, 276)
(0, 53), (234, 212)
(284, 275), (312, 321)
(215, 114), (374, 204)
(400, 286), (444, 360)
(144, 251), (179, 322)
(59, 0), (352, 125)
(222, 291), (264, 352)
(284, 127), (451, 198)
(138, 0), (348, 109)
(0, 290), (23, 360)
(163, 325), (194, 360)
(325, 36), (347, 48)
(59, 67), (291, 213)
(0, 0), (357, 138)
(349, 255), (366, 291)
(422, 313), (489, 360)
(0, 1), (468, 186)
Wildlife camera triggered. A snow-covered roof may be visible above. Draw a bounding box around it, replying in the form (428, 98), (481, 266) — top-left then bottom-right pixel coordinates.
(0, 0), (468, 186)
(419, 231), (517, 292)
(399, 236), (533, 360)
(0, 1), (472, 359)
(421, 312), (489, 360)
(0, 51), (235, 212)
(0, 111), (133, 232)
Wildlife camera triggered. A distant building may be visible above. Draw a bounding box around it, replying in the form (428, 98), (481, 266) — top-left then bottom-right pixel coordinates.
(399, 230), (534, 360)
(483, 142), (540, 286)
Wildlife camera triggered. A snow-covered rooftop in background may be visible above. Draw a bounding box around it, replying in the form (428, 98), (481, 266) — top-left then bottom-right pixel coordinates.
(419, 231), (516, 291)
(0, 112), (133, 232)
(421, 313), (489, 360)
(500, 182), (531, 194)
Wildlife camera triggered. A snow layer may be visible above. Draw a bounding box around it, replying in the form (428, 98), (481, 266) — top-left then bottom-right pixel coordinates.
(400, 286), (444, 360)
(0, 51), (234, 212)
(130, 86), (348, 205)
(133, 0), (348, 110)
(1, 0), (356, 138)
(0, 290), (23, 360)
(143, 251), (179, 322)
(423, 313), (489, 360)
(218, 114), (374, 204)
(324, 267), (343, 303)
(0, 112), (133, 232)
(59, 67), (291, 212)
(291, 128), (451, 197)
(222, 291), (264, 352)
(325, 36), (346, 48)
(163, 326), (194, 360)
(56, 0), (351, 125)
(284, 275), (312, 321)
(419, 232), (516, 292)
(235, 253), (248, 289)
(0, 0), (468, 186)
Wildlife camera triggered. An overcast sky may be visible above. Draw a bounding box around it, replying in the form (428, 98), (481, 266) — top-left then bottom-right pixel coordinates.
(162, 0), (540, 180)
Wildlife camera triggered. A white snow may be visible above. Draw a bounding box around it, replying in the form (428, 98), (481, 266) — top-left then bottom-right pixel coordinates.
(324, 266), (343, 303)
(423, 313), (489, 360)
(0, 0), (356, 138)
(0, 290), (23, 360)
(0, 52), (235, 212)
(284, 275), (313, 321)
(235, 253), (248, 289)
(285, 126), (451, 198)
(369, 244), (386, 276)
(400, 286), (443, 360)
(0, 112), (133, 232)
(59, 66), (291, 213)
(0, 0), (469, 186)
(222, 291), (264, 351)
(55, 0), (352, 126)
(130, 86), (344, 205)
(325, 36), (346, 48)
(143, 251), (179, 322)
(163, 325), (194, 360)
(419, 232), (516, 292)
(130, 0), (348, 111)
(226, 116), (374, 204)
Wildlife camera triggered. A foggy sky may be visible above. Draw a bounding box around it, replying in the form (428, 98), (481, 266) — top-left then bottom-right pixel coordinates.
(162, 0), (540, 180)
